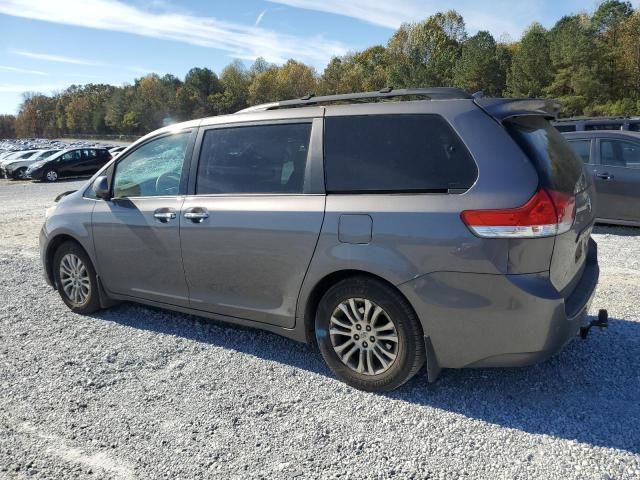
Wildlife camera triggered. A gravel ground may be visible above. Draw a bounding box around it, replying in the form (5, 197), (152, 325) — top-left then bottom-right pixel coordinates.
(1, 178), (639, 479)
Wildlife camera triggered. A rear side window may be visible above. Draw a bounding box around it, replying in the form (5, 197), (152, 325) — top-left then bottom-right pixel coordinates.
(324, 114), (477, 193)
(567, 140), (592, 164)
(197, 123), (311, 194)
(506, 116), (584, 193)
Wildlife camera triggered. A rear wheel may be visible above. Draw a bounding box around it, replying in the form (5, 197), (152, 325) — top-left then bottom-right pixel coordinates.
(53, 241), (101, 314)
(315, 277), (425, 392)
(44, 169), (58, 182)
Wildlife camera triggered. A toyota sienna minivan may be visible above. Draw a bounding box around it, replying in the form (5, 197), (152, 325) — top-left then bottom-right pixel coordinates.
(40, 88), (602, 392)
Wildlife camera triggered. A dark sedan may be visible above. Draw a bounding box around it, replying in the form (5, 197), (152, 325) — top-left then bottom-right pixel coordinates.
(26, 148), (112, 182)
(564, 130), (640, 226)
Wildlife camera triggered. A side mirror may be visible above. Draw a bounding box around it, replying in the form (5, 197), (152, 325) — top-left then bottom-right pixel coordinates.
(93, 175), (111, 200)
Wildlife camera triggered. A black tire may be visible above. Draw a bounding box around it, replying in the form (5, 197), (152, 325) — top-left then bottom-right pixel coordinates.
(44, 169), (58, 182)
(11, 167), (27, 180)
(53, 241), (101, 314)
(315, 276), (425, 392)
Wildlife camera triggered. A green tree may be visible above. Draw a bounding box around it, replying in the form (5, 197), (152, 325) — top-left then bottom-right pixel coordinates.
(454, 31), (502, 95)
(506, 23), (553, 97)
(387, 11), (466, 88)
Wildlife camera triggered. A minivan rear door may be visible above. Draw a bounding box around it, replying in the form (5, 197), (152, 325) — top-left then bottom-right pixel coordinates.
(505, 116), (595, 297)
(179, 118), (325, 328)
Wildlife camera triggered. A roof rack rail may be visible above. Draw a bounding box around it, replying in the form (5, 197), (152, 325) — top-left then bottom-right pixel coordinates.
(236, 87), (472, 113)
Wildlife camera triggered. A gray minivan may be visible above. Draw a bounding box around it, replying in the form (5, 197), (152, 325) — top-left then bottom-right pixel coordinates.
(40, 88), (603, 391)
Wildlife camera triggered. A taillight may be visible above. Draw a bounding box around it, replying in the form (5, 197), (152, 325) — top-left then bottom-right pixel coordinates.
(461, 188), (576, 238)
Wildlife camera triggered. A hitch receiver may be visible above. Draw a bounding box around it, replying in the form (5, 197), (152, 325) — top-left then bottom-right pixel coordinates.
(580, 309), (608, 339)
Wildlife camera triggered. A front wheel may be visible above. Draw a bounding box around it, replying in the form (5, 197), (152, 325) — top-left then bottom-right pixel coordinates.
(315, 277), (425, 392)
(44, 169), (58, 182)
(11, 167), (27, 180)
(53, 241), (101, 314)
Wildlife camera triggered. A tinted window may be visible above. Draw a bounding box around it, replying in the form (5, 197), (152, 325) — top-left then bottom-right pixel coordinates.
(113, 132), (190, 198)
(600, 139), (640, 168)
(324, 115), (477, 193)
(585, 123), (622, 131)
(197, 123), (311, 194)
(554, 125), (576, 132)
(629, 123), (640, 132)
(506, 116), (584, 193)
(567, 140), (591, 164)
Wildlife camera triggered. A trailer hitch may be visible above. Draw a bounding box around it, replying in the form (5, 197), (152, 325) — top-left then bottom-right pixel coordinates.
(580, 309), (608, 339)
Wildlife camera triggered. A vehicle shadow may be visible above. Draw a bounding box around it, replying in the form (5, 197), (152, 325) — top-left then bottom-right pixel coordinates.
(94, 305), (640, 454)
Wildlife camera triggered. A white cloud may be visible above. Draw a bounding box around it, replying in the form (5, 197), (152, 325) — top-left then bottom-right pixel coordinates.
(9, 49), (102, 66)
(0, 0), (348, 67)
(267, 0), (543, 38)
(0, 83), (70, 93)
(255, 10), (267, 26)
(0, 65), (48, 75)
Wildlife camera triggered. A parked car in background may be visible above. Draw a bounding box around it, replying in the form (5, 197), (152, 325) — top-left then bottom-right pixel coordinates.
(1, 149), (61, 179)
(564, 130), (640, 226)
(109, 146), (126, 157)
(26, 148), (112, 182)
(40, 88), (602, 392)
(553, 116), (640, 133)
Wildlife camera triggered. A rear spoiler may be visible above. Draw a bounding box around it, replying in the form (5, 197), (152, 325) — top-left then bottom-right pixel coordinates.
(474, 98), (561, 122)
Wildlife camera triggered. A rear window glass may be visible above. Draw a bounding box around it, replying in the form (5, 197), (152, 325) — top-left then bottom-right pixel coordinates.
(506, 116), (584, 193)
(324, 114), (477, 193)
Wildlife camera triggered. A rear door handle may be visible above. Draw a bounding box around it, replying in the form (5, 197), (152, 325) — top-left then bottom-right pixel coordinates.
(184, 207), (209, 223)
(596, 173), (614, 180)
(153, 208), (177, 223)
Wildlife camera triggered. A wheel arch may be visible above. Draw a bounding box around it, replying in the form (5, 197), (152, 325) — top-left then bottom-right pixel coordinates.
(300, 269), (422, 345)
(44, 234), (87, 287)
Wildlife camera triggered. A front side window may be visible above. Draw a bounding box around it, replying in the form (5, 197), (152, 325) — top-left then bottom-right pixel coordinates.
(324, 114), (477, 193)
(197, 123), (311, 194)
(567, 140), (592, 164)
(113, 132), (190, 198)
(600, 139), (640, 168)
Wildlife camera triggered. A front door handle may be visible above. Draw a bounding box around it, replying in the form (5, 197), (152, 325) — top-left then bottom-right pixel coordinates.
(184, 207), (209, 223)
(153, 208), (177, 223)
(596, 172), (614, 180)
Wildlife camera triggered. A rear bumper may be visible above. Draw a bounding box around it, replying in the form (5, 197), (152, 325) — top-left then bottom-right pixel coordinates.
(399, 239), (600, 369)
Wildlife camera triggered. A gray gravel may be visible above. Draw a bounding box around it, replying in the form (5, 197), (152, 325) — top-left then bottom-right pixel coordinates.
(1, 178), (639, 479)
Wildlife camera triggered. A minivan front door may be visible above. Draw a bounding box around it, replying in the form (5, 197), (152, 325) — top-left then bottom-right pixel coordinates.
(594, 138), (640, 223)
(180, 121), (325, 328)
(92, 131), (195, 306)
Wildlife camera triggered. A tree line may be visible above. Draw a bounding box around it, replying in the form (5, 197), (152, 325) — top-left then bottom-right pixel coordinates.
(9, 0), (640, 138)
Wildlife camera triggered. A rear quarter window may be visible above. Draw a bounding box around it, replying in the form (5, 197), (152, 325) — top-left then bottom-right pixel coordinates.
(505, 116), (584, 194)
(324, 114), (477, 193)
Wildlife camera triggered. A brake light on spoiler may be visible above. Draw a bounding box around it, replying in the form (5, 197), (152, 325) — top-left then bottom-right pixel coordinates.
(461, 188), (576, 238)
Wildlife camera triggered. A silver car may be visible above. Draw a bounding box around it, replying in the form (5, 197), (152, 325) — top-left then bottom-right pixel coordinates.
(40, 88), (603, 391)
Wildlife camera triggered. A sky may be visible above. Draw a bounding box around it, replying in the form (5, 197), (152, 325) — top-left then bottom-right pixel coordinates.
(0, 0), (638, 114)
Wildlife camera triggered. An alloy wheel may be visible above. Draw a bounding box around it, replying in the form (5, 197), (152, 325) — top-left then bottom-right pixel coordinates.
(329, 298), (399, 375)
(59, 253), (91, 306)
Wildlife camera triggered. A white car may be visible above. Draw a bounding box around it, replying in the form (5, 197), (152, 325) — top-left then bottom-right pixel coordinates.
(1, 149), (60, 179)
